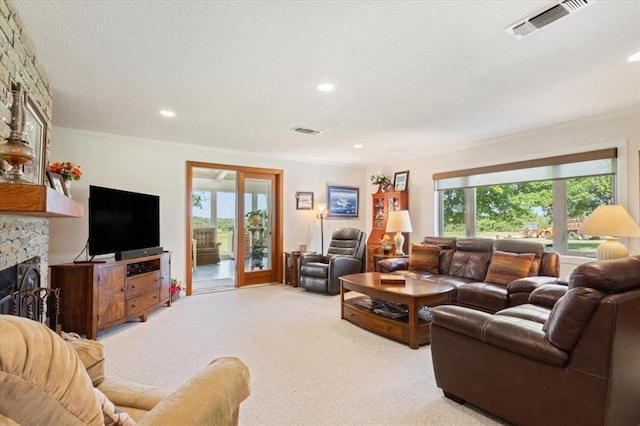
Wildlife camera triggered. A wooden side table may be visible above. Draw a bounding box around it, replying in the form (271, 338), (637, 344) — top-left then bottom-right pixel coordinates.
(284, 251), (302, 287)
(372, 254), (409, 272)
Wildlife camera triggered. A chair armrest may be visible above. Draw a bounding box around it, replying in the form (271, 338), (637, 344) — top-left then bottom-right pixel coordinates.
(507, 276), (559, 294)
(377, 258), (409, 273)
(528, 283), (569, 308)
(137, 357), (250, 426)
(299, 253), (323, 265)
(98, 378), (171, 411)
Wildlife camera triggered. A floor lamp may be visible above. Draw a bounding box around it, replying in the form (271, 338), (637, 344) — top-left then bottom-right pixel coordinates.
(578, 204), (640, 260)
(316, 203), (327, 253)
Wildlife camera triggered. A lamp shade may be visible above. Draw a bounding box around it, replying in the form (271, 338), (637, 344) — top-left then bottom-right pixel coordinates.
(578, 205), (640, 238)
(386, 210), (413, 233)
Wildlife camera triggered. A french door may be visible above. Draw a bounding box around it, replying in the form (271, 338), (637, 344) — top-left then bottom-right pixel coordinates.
(186, 162), (283, 294)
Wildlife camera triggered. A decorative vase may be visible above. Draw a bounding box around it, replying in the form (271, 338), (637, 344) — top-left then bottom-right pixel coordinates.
(171, 292), (180, 302)
(64, 179), (71, 197)
(383, 249), (390, 255)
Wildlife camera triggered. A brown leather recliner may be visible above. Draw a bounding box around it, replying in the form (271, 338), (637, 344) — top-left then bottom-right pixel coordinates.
(430, 255), (640, 426)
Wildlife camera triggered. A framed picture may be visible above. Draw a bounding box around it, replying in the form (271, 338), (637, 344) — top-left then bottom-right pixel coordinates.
(393, 170), (409, 191)
(327, 185), (359, 218)
(47, 171), (67, 196)
(22, 94), (46, 185)
(296, 192), (314, 210)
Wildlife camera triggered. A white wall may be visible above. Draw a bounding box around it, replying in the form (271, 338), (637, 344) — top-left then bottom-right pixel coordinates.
(48, 127), (366, 282)
(367, 108), (640, 277)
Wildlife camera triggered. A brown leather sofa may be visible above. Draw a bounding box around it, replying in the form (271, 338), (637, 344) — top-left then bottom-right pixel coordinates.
(430, 255), (640, 426)
(378, 237), (560, 313)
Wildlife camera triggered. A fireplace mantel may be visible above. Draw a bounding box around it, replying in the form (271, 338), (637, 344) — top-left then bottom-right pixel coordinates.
(0, 183), (84, 218)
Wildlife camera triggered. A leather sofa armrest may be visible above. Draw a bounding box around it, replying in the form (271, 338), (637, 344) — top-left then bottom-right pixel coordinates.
(377, 257), (409, 273)
(431, 305), (493, 341)
(528, 284), (568, 308)
(432, 306), (568, 367)
(507, 276), (559, 294)
(299, 253), (323, 265)
(137, 357), (250, 426)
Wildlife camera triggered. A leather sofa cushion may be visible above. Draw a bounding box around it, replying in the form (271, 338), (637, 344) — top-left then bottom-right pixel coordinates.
(456, 282), (509, 313)
(0, 315), (104, 425)
(543, 287), (605, 352)
(496, 304), (551, 324)
(485, 250), (535, 285)
(448, 238), (493, 281)
(409, 244), (439, 273)
(528, 284), (568, 307)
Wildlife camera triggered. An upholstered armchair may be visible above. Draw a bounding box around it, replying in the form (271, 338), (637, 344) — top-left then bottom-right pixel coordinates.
(298, 228), (367, 295)
(193, 227), (222, 265)
(0, 315), (251, 425)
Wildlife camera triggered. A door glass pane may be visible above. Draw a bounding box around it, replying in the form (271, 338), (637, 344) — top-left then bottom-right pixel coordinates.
(244, 178), (272, 272)
(191, 167), (237, 292)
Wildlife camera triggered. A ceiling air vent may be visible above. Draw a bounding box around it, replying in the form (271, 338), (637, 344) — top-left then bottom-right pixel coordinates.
(291, 127), (321, 135)
(505, 0), (594, 39)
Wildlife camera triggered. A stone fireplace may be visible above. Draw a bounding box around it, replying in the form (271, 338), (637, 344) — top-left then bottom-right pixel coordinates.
(0, 255), (42, 313)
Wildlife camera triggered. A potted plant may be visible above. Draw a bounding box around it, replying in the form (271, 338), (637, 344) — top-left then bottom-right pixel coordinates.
(380, 235), (393, 255)
(170, 278), (185, 302)
(245, 209), (268, 227)
(370, 174), (392, 192)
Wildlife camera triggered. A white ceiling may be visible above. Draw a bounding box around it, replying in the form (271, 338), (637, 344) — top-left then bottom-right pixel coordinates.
(11, 0), (640, 167)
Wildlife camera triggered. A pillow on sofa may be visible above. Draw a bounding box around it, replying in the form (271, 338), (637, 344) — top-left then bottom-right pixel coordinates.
(409, 244), (440, 273)
(485, 250), (536, 285)
(63, 331), (106, 387)
(94, 387), (137, 426)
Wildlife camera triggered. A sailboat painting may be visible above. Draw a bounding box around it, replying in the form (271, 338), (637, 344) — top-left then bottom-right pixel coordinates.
(327, 185), (359, 218)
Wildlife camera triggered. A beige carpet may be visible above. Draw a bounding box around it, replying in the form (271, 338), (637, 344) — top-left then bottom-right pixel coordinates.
(99, 284), (506, 425)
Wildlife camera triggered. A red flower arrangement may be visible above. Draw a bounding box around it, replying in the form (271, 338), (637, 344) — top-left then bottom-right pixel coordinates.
(49, 161), (82, 181)
(170, 278), (184, 296)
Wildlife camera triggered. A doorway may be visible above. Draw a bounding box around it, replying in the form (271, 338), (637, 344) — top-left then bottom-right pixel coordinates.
(185, 162), (283, 295)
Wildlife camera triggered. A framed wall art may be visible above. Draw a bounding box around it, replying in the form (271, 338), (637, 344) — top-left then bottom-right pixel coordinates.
(296, 192), (314, 210)
(47, 171), (67, 196)
(22, 95), (46, 185)
(327, 185), (359, 218)
(393, 170), (409, 191)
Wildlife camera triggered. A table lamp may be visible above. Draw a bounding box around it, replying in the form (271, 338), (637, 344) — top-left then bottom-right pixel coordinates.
(578, 204), (640, 260)
(386, 210), (412, 255)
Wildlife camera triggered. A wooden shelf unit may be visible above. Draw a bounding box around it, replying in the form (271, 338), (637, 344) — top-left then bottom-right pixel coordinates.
(366, 189), (409, 271)
(0, 183), (84, 218)
(50, 253), (171, 339)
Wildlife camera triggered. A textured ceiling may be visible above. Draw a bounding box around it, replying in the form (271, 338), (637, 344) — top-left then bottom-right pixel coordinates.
(11, 0), (640, 167)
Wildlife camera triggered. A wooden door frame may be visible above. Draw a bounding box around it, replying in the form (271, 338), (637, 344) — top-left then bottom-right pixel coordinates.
(185, 161), (283, 295)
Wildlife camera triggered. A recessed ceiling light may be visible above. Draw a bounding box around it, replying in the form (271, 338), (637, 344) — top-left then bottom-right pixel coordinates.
(353, 144), (363, 149)
(317, 83), (335, 92)
(628, 51), (640, 62)
(160, 109), (176, 117)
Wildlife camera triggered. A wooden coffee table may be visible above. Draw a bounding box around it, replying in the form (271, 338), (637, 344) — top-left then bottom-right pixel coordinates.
(340, 272), (454, 349)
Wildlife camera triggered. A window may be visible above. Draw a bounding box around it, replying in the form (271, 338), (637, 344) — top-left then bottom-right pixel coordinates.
(435, 149), (616, 257)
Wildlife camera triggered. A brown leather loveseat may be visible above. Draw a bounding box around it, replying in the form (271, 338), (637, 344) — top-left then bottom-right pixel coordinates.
(430, 255), (640, 426)
(378, 237), (560, 313)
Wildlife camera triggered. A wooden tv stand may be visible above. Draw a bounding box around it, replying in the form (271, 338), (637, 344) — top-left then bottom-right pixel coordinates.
(50, 252), (171, 339)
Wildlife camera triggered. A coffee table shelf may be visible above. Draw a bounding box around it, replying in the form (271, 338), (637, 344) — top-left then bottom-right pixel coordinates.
(340, 272), (453, 349)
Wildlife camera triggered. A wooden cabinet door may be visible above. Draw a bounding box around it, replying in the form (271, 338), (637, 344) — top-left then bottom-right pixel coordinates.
(97, 264), (126, 327)
(159, 252), (171, 303)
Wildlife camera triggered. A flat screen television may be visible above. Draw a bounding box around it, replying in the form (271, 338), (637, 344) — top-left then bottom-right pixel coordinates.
(89, 185), (161, 260)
